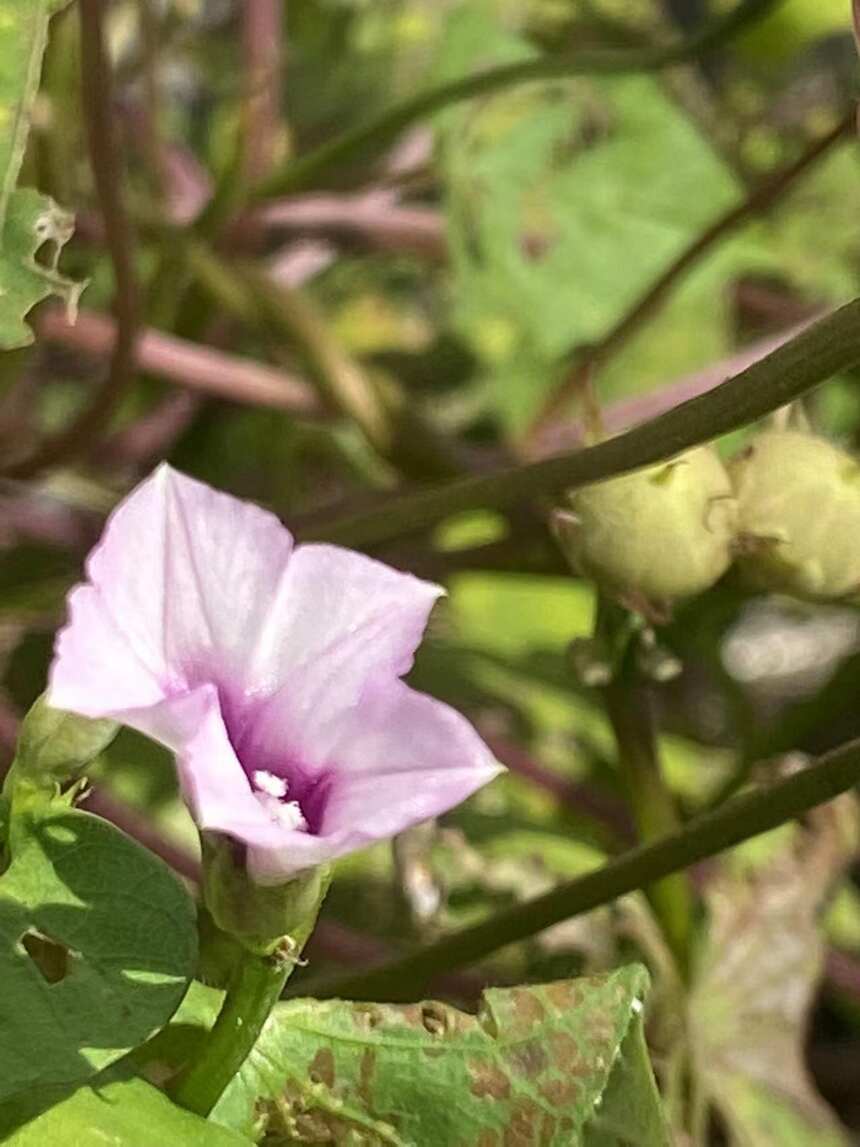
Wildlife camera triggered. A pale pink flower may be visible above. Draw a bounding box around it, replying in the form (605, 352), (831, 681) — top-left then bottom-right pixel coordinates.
(48, 465), (501, 883)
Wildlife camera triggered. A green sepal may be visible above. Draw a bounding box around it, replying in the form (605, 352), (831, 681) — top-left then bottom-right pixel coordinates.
(201, 832), (331, 956)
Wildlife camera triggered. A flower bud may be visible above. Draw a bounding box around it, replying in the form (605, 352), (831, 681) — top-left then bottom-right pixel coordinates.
(729, 429), (860, 600)
(552, 446), (736, 614)
(10, 694), (118, 790)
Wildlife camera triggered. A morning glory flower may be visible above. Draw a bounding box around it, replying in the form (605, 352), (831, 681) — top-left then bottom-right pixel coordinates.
(48, 465), (501, 884)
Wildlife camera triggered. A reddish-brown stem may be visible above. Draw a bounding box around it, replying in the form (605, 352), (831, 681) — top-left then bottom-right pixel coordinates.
(138, 0), (168, 198)
(37, 308), (322, 415)
(529, 313), (823, 458)
(95, 391), (201, 470)
(254, 193), (446, 259)
(241, 0), (283, 185)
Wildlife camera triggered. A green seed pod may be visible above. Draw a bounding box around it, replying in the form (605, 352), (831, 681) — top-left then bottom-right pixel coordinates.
(729, 429), (860, 600)
(552, 446), (737, 614)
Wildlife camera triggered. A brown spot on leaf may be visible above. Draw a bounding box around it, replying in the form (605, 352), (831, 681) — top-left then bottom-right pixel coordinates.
(399, 1004), (423, 1027)
(539, 1076), (581, 1106)
(469, 1058), (512, 1100)
(521, 231), (554, 262)
(358, 1047), (376, 1107)
(540, 1113), (558, 1146)
(421, 1001), (451, 1036)
(509, 1038), (549, 1078)
(477, 1132), (501, 1147)
(544, 981), (583, 1012)
(509, 989), (546, 1032)
(548, 1031), (580, 1065)
(293, 1110), (333, 1141)
(355, 1003), (385, 1030)
(308, 1047), (335, 1089)
(504, 1097), (543, 1146)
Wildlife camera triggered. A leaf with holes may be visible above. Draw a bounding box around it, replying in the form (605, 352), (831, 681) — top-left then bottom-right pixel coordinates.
(0, 804), (197, 1113)
(0, 187), (83, 348)
(148, 965), (667, 1145)
(0, 1), (83, 348)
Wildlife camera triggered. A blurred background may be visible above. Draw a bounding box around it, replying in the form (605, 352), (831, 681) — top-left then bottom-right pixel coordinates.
(1, 1), (859, 1141)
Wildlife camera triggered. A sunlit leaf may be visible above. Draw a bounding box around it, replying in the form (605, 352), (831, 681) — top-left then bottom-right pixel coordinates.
(0, 805), (197, 1118)
(208, 965), (666, 1145)
(1, 1067), (251, 1146)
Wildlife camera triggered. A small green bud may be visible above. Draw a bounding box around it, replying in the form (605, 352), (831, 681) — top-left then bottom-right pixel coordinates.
(10, 694), (118, 789)
(730, 428), (860, 600)
(201, 832), (331, 955)
(552, 446), (736, 615)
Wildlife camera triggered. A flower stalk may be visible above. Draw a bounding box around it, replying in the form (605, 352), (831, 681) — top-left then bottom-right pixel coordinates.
(170, 943), (293, 1117)
(599, 602), (693, 977)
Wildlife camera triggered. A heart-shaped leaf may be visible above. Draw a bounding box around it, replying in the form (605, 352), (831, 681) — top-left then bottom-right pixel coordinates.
(0, 805), (197, 1111)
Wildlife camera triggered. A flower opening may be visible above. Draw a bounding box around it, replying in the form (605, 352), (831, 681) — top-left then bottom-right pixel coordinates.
(47, 465), (501, 884)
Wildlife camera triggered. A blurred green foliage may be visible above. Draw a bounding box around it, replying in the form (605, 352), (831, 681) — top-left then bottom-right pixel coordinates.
(0, 0), (859, 1140)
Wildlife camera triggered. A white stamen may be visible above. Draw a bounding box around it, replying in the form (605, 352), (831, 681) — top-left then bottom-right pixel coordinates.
(252, 769), (289, 799)
(254, 791), (308, 831)
(251, 770), (307, 831)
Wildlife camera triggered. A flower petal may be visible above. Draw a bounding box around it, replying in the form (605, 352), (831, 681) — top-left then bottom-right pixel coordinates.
(49, 583), (166, 717)
(245, 680), (502, 883)
(230, 543), (443, 760)
(51, 464), (295, 708)
(75, 682), (292, 850)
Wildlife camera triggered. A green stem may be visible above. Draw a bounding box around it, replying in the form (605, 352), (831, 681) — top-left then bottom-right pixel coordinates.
(292, 736), (860, 1002)
(302, 297), (860, 547)
(251, 0), (779, 200)
(170, 946), (290, 1117)
(601, 616), (693, 976)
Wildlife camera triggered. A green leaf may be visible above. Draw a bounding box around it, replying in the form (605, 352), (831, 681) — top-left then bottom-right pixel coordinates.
(0, 2), (83, 348)
(436, 7), (740, 432)
(0, 186), (83, 348)
(202, 965), (667, 1145)
(1, 1066), (252, 1146)
(0, 805), (197, 1113)
(0, 0), (54, 225)
(584, 1010), (668, 1146)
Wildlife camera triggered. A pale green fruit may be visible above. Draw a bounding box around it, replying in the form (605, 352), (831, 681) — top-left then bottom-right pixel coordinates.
(553, 445), (737, 610)
(730, 429), (860, 601)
